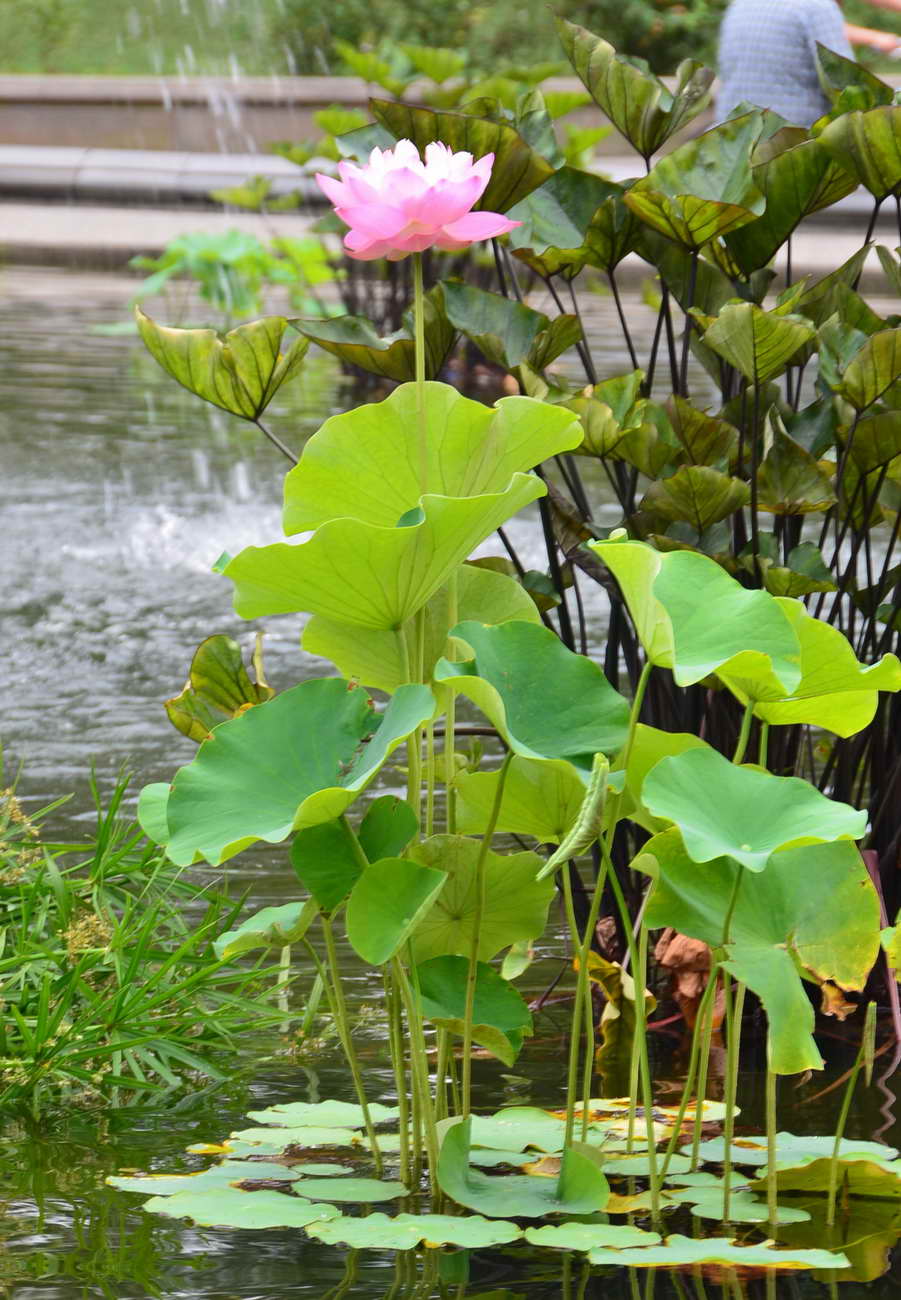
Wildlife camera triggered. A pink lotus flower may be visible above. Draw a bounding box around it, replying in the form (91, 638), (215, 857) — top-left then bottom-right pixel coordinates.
(315, 139), (520, 261)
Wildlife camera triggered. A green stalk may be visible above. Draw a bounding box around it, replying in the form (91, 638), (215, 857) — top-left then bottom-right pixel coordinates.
(444, 571), (459, 834)
(607, 858), (661, 1219)
(732, 702), (754, 764)
(461, 751), (513, 1119)
(412, 250), (428, 496)
(689, 979), (718, 1171)
(298, 970), (324, 1040)
(561, 866), (585, 1147)
(320, 916), (383, 1175)
(424, 721), (436, 837)
(766, 1067), (778, 1233)
(276, 943), (291, 1031)
(721, 978), (746, 1220)
(435, 1028), (450, 1122)
(658, 965), (719, 1179)
(394, 953), (441, 1189)
(759, 722), (770, 769)
(826, 1003), (876, 1225)
(383, 966), (411, 1184)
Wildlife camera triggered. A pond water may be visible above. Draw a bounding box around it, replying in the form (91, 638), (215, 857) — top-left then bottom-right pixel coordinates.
(1, 267), (898, 1298)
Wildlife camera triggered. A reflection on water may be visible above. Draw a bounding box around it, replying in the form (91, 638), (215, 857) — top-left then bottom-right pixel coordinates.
(1, 269), (898, 1298)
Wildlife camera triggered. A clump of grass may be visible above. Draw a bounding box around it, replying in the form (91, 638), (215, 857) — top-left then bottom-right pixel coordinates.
(0, 769), (281, 1113)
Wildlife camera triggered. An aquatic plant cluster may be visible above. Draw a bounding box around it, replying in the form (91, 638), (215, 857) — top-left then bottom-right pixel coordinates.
(117, 18), (901, 1281)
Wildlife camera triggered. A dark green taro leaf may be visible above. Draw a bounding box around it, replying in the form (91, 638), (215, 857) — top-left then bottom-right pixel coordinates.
(666, 396), (739, 466)
(165, 634), (274, 743)
(507, 168), (621, 276)
(818, 107), (901, 201)
(136, 309), (307, 420)
(582, 191), (644, 274)
(441, 282), (581, 371)
(368, 100), (553, 210)
(725, 132), (857, 275)
(624, 114), (766, 250)
(417, 955), (533, 1065)
(557, 18), (713, 162)
(291, 286), (453, 381)
(641, 465), (749, 533)
(839, 328), (901, 410)
(756, 428), (836, 515)
(816, 44), (895, 111)
(702, 302), (815, 385)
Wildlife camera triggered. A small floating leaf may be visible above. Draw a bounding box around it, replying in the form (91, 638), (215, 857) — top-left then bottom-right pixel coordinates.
(246, 1101), (400, 1129)
(292, 1176), (408, 1203)
(525, 1222), (662, 1251)
(585, 1234), (849, 1270)
(307, 1211), (523, 1249)
(143, 1187), (340, 1229)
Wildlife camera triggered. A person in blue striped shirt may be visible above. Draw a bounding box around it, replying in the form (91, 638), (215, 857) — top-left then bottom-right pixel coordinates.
(717, 0), (899, 126)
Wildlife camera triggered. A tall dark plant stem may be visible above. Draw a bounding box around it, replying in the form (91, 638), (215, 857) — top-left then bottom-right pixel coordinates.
(254, 417), (298, 465)
(608, 269), (640, 373)
(678, 251), (700, 397)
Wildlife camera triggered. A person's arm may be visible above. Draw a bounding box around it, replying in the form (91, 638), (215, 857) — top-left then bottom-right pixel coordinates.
(845, 21), (901, 49)
(863, 0), (901, 13)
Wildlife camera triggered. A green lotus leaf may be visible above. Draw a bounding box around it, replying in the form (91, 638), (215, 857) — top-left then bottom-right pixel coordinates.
(455, 755), (586, 844)
(442, 282), (581, 372)
(417, 955), (533, 1066)
(228, 1124), (359, 1148)
(589, 537), (802, 689)
(751, 1157), (901, 1201)
(358, 796), (419, 863)
(291, 287), (453, 381)
(346, 858), (448, 966)
(135, 309), (307, 420)
(214, 899), (317, 960)
(624, 114), (765, 248)
(438, 1117), (609, 1218)
(290, 818), (364, 913)
(506, 167), (619, 273)
(725, 131), (857, 275)
(702, 303), (815, 385)
(109, 1161), (303, 1196)
(641, 465), (749, 533)
(641, 830), (879, 1071)
(756, 428), (837, 515)
(718, 597), (901, 736)
(143, 1186), (340, 1229)
(585, 1234), (848, 1270)
(292, 1176), (408, 1202)
(642, 749), (867, 873)
(306, 1211), (523, 1250)
(609, 724), (712, 835)
(775, 1193), (901, 1283)
(164, 634), (275, 743)
(224, 483), (545, 631)
(245, 1100), (398, 1128)
(670, 1187), (810, 1224)
(304, 563), (540, 694)
(838, 328), (901, 411)
(603, 1153), (691, 1178)
(434, 620), (630, 773)
(137, 782), (178, 849)
(157, 679), (434, 867)
(557, 18), (713, 161)
(819, 106), (901, 201)
(408, 834), (553, 963)
(369, 99), (553, 211)
(685, 1134), (897, 1168)
(524, 1223), (661, 1250)
(468, 1107), (568, 1153)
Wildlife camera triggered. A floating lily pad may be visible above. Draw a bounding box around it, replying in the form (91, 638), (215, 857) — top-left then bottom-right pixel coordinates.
(292, 1176), (407, 1203)
(143, 1187), (340, 1229)
(671, 1187), (810, 1225)
(524, 1222), (662, 1251)
(306, 1211), (523, 1250)
(108, 1162), (302, 1196)
(603, 1153), (692, 1178)
(585, 1234), (849, 1270)
(773, 1194), (901, 1282)
(228, 1126), (359, 1149)
(246, 1101), (400, 1129)
(468, 1108), (569, 1153)
(751, 1156), (901, 1200)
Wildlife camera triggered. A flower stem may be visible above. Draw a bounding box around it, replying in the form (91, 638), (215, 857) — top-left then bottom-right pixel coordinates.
(461, 751), (512, 1119)
(721, 977), (746, 1220)
(383, 965), (411, 1184)
(766, 1067), (779, 1233)
(732, 702), (754, 764)
(412, 251), (428, 497)
(658, 964), (719, 1179)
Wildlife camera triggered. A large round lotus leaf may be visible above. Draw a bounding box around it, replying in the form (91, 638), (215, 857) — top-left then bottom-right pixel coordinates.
(245, 1101), (399, 1129)
(608, 724), (711, 835)
(408, 835), (553, 963)
(435, 620), (630, 773)
(143, 1186), (340, 1229)
(292, 1177), (407, 1203)
(584, 1234), (849, 1270)
(642, 749), (866, 873)
(303, 562), (540, 694)
(687, 1134), (897, 1168)
(641, 829), (879, 1073)
(227, 1125), (359, 1148)
(524, 1222), (661, 1250)
(455, 755), (587, 844)
(468, 1107), (569, 1154)
(670, 1187), (810, 1224)
(306, 1211), (523, 1250)
(346, 858), (448, 966)
(417, 955), (533, 1066)
(624, 114), (766, 248)
(157, 679), (434, 867)
(136, 309), (308, 421)
(281, 382), (581, 534)
(718, 597), (901, 736)
(438, 1118), (609, 1218)
(224, 480), (550, 632)
(589, 537), (802, 690)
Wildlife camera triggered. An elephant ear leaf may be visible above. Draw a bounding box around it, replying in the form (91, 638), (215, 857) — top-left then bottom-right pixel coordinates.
(135, 309), (307, 420)
(818, 106), (901, 202)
